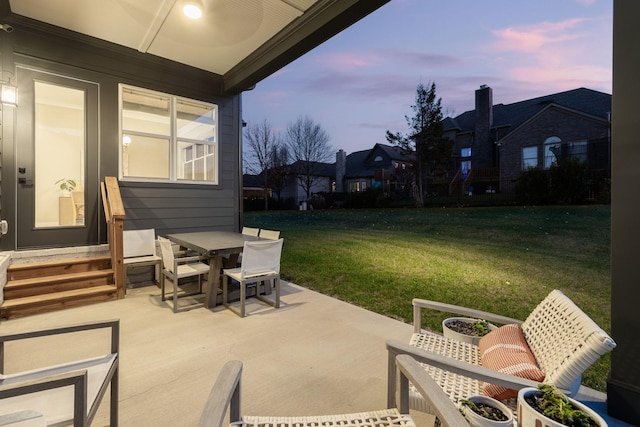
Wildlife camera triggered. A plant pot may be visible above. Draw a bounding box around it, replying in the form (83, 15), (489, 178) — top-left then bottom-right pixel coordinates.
(461, 395), (514, 427)
(442, 317), (497, 345)
(517, 387), (608, 427)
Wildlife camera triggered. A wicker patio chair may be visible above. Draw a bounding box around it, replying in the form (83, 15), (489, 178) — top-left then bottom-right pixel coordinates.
(197, 355), (468, 427)
(386, 289), (616, 414)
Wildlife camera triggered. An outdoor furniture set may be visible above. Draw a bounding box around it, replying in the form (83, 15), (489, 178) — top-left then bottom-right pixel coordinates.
(0, 280), (615, 425)
(162, 229), (283, 316)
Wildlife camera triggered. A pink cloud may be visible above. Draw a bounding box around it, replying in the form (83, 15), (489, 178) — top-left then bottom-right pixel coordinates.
(490, 18), (588, 52)
(313, 52), (382, 71)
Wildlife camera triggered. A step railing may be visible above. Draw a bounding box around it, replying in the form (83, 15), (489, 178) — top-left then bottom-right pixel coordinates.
(101, 176), (126, 299)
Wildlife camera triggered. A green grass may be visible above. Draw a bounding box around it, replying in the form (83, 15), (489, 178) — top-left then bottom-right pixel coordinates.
(244, 205), (612, 391)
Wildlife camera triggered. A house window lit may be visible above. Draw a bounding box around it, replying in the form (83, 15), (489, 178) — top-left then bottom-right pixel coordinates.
(522, 146), (538, 169)
(120, 85), (218, 184)
(461, 147), (471, 157)
(544, 136), (561, 169)
(349, 181), (368, 192)
(570, 141), (587, 163)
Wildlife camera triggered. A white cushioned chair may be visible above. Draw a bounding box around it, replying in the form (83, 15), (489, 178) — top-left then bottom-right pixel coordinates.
(386, 290), (616, 414)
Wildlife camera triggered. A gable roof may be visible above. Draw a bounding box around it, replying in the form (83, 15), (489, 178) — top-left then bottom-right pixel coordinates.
(288, 160), (335, 177)
(345, 143), (413, 178)
(444, 87), (611, 135)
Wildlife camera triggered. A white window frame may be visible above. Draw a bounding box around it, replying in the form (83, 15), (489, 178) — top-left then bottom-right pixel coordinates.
(569, 141), (587, 163)
(522, 146), (538, 170)
(118, 84), (219, 185)
(544, 136), (562, 169)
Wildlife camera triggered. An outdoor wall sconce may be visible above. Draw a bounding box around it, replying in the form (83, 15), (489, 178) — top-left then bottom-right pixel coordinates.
(1, 83), (18, 107)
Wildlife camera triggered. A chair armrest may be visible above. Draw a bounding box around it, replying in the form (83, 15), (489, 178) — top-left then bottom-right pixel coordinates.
(0, 320), (120, 369)
(197, 360), (242, 427)
(412, 298), (521, 333)
(387, 339), (546, 392)
(0, 370), (89, 426)
(174, 255), (209, 264)
(395, 354), (468, 427)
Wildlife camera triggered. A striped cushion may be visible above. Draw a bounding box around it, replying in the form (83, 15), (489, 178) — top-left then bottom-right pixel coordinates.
(479, 323), (545, 399)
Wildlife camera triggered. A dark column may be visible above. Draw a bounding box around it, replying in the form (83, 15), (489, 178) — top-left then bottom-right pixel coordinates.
(608, 0), (640, 423)
(473, 85), (493, 169)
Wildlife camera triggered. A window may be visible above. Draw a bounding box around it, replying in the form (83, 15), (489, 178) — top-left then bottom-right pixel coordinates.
(544, 136), (561, 169)
(120, 85), (218, 184)
(570, 141), (587, 163)
(349, 181), (367, 192)
(374, 155), (383, 162)
(522, 146), (538, 169)
(461, 147), (471, 157)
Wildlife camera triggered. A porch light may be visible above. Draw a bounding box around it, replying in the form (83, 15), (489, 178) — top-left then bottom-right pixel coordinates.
(183, 2), (203, 19)
(122, 135), (132, 146)
(1, 84), (17, 107)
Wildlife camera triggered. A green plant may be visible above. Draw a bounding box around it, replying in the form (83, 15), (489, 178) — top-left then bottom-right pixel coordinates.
(532, 384), (595, 427)
(472, 319), (491, 336)
(55, 178), (77, 192)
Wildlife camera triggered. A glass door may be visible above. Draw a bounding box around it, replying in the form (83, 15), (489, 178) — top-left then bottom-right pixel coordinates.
(16, 67), (99, 249)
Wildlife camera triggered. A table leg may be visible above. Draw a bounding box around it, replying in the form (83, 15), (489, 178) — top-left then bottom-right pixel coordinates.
(205, 255), (223, 308)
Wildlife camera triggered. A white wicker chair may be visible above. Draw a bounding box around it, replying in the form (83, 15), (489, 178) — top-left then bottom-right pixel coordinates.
(386, 289), (616, 414)
(197, 355), (468, 427)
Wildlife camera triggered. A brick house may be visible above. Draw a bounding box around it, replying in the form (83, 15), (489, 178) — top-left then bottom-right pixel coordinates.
(443, 85), (611, 194)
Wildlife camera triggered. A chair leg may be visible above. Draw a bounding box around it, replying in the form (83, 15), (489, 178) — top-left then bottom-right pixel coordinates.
(173, 278), (178, 313)
(274, 277), (280, 309)
(239, 280), (246, 317)
(222, 274), (229, 308)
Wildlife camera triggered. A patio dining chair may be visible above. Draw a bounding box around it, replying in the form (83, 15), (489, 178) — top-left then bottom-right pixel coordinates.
(158, 236), (210, 313)
(222, 238), (283, 317)
(386, 289), (616, 415)
(258, 229), (280, 240)
(197, 355), (468, 427)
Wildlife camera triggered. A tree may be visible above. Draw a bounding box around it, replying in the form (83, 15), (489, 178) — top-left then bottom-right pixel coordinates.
(386, 82), (452, 207)
(268, 144), (290, 205)
(244, 119), (282, 210)
(285, 115), (333, 200)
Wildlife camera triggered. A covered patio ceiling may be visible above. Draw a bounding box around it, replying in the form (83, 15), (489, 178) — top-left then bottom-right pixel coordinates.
(1, 0), (389, 94)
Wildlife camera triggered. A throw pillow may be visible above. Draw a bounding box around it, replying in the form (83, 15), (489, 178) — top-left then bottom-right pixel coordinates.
(479, 323), (545, 400)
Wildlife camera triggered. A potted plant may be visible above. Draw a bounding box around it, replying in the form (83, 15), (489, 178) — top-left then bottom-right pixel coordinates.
(55, 178), (77, 196)
(442, 317), (497, 345)
(517, 384), (607, 427)
(460, 395), (513, 427)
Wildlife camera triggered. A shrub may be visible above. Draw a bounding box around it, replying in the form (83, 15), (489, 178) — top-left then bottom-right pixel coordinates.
(515, 167), (549, 205)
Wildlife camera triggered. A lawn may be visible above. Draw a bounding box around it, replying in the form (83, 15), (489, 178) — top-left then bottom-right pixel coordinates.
(244, 205), (612, 391)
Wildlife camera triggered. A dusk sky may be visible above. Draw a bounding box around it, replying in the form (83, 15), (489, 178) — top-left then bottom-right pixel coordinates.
(242, 0), (612, 157)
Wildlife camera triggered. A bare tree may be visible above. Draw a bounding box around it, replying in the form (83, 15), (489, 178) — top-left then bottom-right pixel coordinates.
(268, 144), (290, 204)
(285, 115), (333, 200)
(244, 119), (281, 210)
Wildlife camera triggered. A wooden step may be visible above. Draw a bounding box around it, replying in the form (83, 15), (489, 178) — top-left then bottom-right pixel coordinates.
(8, 256), (112, 280)
(0, 285), (117, 319)
(3, 269), (115, 299)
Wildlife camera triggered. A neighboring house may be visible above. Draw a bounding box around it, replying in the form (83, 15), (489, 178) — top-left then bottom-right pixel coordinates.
(0, 0), (390, 251)
(443, 85), (611, 194)
(280, 160), (335, 206)
(244, 143), (414, 207)
(336, 144), (414, 195)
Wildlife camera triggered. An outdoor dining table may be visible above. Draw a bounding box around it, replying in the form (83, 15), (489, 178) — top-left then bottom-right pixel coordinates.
(166, 231), (260, 308)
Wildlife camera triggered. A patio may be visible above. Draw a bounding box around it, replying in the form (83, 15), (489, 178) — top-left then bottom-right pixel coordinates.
(0, 281), (628, 426)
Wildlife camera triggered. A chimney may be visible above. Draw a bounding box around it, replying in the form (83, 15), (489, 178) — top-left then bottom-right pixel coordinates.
(474, 85), (493, 169)
(335, 149), (346, 192)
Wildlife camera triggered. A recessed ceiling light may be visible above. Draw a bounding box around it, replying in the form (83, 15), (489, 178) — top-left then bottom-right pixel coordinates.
(183, 2), (203, 19)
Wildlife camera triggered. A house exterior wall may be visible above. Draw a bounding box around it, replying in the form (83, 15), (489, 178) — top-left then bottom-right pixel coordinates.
(0, 18), (241, 250)
(280, 176), (331, 206)
(498, 107), (610, 189)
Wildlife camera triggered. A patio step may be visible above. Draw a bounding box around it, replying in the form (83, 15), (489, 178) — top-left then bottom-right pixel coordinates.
(1, 256), (117, 320)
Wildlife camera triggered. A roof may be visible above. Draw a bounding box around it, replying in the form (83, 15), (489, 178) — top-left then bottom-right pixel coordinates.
(1, 0), (390, 94)
(444, 87), (611, 134)
(345, 143), (413, 179)
(288, 160), (335, 177)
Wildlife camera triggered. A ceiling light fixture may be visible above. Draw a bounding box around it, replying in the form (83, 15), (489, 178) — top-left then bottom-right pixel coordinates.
(183, 2), (203, 19)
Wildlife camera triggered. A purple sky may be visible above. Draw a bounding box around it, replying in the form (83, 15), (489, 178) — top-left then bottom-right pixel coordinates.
(242, 0), (612, 158)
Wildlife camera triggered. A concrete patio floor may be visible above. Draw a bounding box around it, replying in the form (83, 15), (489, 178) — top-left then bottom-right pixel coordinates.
(0, 281), (629, 427)
(0, 281), (436, 426)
